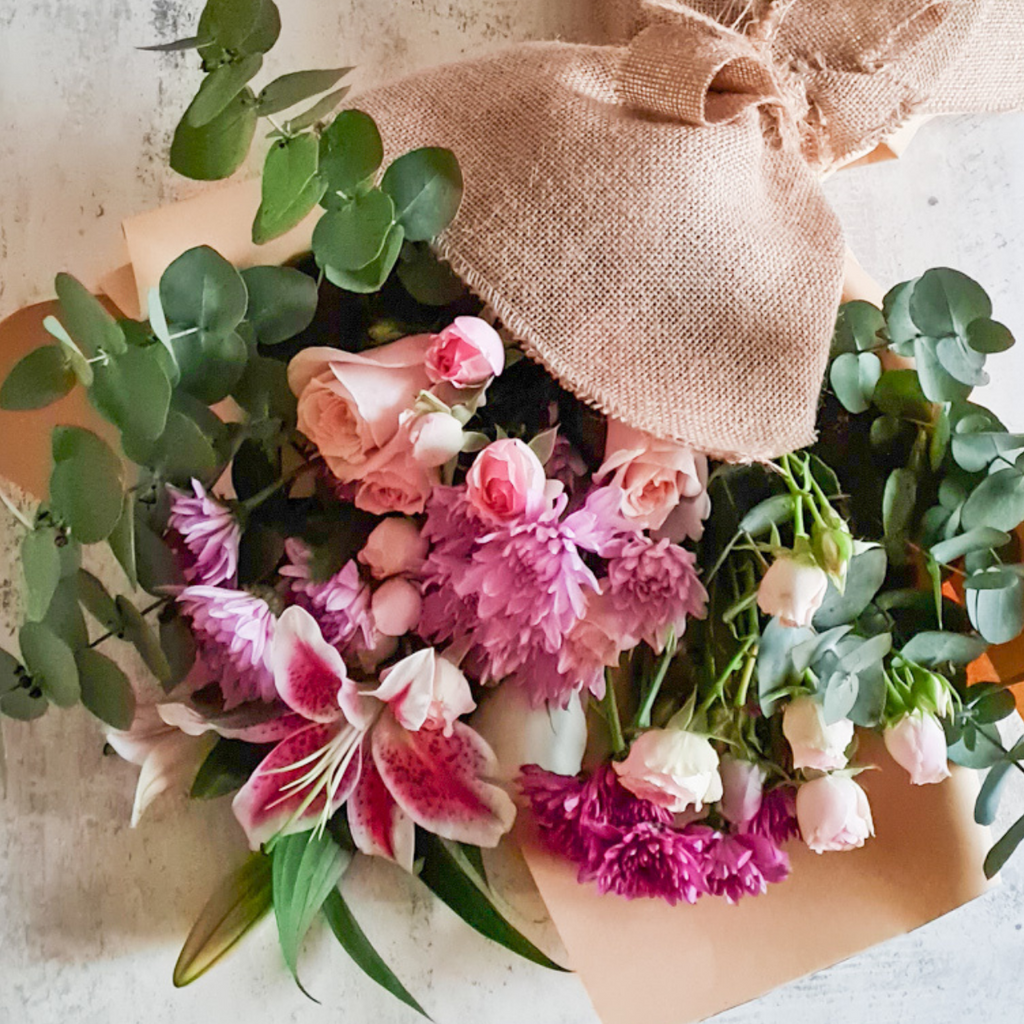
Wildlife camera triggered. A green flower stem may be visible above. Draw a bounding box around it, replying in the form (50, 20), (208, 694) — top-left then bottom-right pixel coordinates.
(631, 631), (677, 732)
(733, 651), (757, 709)
(722, 590), (758, 625)
(698, 634), (757, 714)
(88, 597), (168, 650)
(238, 463), (312, 514)
(601, 670), (627, 757)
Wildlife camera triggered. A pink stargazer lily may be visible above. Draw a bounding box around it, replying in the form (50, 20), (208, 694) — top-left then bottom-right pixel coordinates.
(232, 606), (515, 869)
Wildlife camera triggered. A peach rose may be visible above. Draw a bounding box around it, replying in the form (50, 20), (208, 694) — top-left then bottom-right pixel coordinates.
(595, 419), (709, 535)
(371, 577), (423, 637)
(358, 517), (428, 579)
(425, 316), (504, 388)
(466, 438), (547, 522)
(288, 334), (433, 483)
(354, 438), (438, 516)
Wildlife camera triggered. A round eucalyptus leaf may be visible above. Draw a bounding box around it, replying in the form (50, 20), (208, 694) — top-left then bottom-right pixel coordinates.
(882, 278), (919, 347)
(135, 519), (185, 596)
(967, 317), (1015, 354)
(108, 492), (138, 589)
(252, 135), (325, 245)
(255, 67), (351, 117)
(49, 427), (124, 544)
(0, 649), (22, 696)
(122, 410), (219, 487)
(813, 545), (888, 629)
(76, 569), (123, 632)
(910, 267), (992, 338)
(241, 266), (318, 345)
(882, 467), (916, 566)
(170, 90), (258, 182)
(160, 246), (248, 336)
(42, 581), (89, 652)
(913, 336), (972, 402)
(396, 242), (466, 306)
(159, 611), (198, 692)
(323, 223), (405, 294)
(951, 431), (1024, 473)
(75, 648), (136, 730)
(869, 414), (903, 449)
(198, 0), (280, 56)
(19, 622), (79, 707)
(185, 54), (263, 128)
(318, 109), (383, 196)
(0, 346), (75, 411)
(871, 369), (931, 420)
(929, 527), (1012, 565)
(21, 528), (62, 622)
(90, 345), (172, 441)
(284, 86), (350, 133)
(962, 467), (1024, 532)
(381, 147), (463, 242)
(929, 406), (951, 470)
(830, 351), (881, 414)
(936, 335), (988, 387)
(171, 328), (249, 405)
(55, 273), (126, 356)
(116, 596), (172, 685)
(833, 300), (885, 355)
(0, 687), (48, 721)
(312, 189), (395, 271)
(899, 630), (988, 667)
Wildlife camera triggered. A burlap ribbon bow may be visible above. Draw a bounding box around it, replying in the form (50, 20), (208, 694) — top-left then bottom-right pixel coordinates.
(353, 0), (1024, 461)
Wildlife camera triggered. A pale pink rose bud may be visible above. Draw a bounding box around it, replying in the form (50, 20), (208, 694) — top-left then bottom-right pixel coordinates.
(757, 552), (829, 628)
(358, 517), (428, 580)
(783, 696), (854, 771)
(425, 316), (505, 387)
(613, 727), (723, 813)
(466, 438), (547, 522)
(796, 774), (874, 853)
(370, 577), (423, 636)
(718, 757), (765, 825)
(409, 411), (465, 467)
(883, 711), (951, 786)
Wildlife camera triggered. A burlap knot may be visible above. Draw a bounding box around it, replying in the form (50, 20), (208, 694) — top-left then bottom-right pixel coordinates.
(347, 0), (1024, 462)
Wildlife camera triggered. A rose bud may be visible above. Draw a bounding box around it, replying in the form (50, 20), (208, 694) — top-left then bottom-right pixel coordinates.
(883, 711), (951, 786)
(466, 438), (548, 522)
(409, 411), (465, 467)
(425, 316), (505, 387)
(782, 696), (854, 771)
(370, 577), (423, 636)
(358, 517), (428, 580)
(757, 548), (829, 628)
(613, 727), (723, 813)
(796, 774), (874, 853)
(718, 757), (765, 826)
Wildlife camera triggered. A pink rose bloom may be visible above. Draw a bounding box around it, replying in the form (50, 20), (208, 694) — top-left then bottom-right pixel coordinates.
(718, 758), (765, 826)
(884, 711), (951, 786)
(595, 419), (708, 535)
(558, 590), (638, 681)
(466, 438), (547, 522)
(425, 316), (504, 388)
(796, 774), (874, 854)
(408, 411), (464, 467)
(614, 727), (723, 813)
(358, 517), (428, 580)
(354, 435), (439, 515)
(288, 334), (433, 483)
(782, 696), (854, 771)
(371, 577), (423, 637)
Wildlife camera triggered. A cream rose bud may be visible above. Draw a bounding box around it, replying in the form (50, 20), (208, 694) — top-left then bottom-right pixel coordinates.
(370, 577), (423, 636)
(613, 728), (723, 813)
(757, 552), (829, 628)
(884, 711), (951, 786)
(796, 774), (874, 853)
(782, 696), (854, 771)
(718, 757), (765, 825)
(358, 517), (428, 580)
(409, 411), (465, 467)
(425, 316), (505, 387)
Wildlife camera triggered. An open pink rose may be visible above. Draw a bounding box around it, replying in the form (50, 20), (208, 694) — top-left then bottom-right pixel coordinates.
(425, 316), (504, 388)
(595, 419), (709, 535)
(289, 335), (433, 483)
(354, 434), (439, 515)
(466, 438), (547, 522)
(796, 774), (874, 854)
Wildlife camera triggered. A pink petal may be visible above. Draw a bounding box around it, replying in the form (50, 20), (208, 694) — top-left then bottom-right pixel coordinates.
(347, 743), (415, 872)
(371, 710), (516, 848)
(368, 647), (436, 731)
(271, 606), (347, 723)
(231, 721), (361, 850)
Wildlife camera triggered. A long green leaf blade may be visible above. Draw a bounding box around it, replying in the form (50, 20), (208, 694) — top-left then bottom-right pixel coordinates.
(984, 810), (1024, 879)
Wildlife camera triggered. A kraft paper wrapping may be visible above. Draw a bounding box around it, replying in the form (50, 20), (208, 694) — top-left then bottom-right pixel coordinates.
(0, 173), (1010, 1024)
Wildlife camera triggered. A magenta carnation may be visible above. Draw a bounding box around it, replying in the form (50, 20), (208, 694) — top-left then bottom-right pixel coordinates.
(747, 785), (800, 844)
(605, 534), (707, 651)
(167, 479), (241, 586)
(176, 586), (276, 707)
(704, 831), (790, 904)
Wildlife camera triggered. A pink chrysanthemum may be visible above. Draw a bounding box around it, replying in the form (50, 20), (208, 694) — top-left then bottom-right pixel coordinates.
(747, 785), (800, 844)
(605, 534), (707, 652)
(546, 436), (588, 498)
(589, 821), (712, 905)
(704, 831), (790, 904)
(279, 539), (374, 649)
(167, 480), (241, 586)
(176, 586), (276, 708)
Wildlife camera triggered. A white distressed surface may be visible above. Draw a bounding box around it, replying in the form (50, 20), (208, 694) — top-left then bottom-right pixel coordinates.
(1, 3), (1024, 1023)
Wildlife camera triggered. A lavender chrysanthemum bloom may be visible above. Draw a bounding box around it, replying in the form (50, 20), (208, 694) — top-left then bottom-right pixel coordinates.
(589, 821), (711, 905)
(704, 831), (790, 904)
(605, 534), (707, 652)
(279, 539), (373, 648)
(177, 586), (276, 708)
(747, 785), (800, 844)
(167, 480), (241, 586)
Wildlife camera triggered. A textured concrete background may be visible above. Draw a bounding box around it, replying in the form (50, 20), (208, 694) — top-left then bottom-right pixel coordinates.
(1, 2), (1024, 1023)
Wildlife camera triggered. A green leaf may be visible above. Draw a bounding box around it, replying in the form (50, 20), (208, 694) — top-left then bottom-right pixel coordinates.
(55, 273), (126, 356)
(813, 545), (888, 628)
(90, 346), (172, 441)
(757, 617), (815, 715)
(947, 721), (1005, 769)
(285, 87), (351, 133)
(830, 351), (882, 414)
(124, 410), (219, 486)
(397, 242), (466, 306)
(19, 622), (79, 707)
(0, 685), (48, 720)
(253, 136), (325, 244)
(76, 569), (123, 632)
(951, 431), (1024, 474)
(174, 853), (274, 987)
(976, 762), (1013, 826)
(910, 268), (992, 339)
(929, 406), (951, 470)
(186, 54), (263, 128)
(198, 0), (280, 55)
(159, 609), (198, 692)
(22, 529), (62, 622)
(232, 355), (296, 423)
(139, 35), (206, 52)
(322, 887), (430, 1018)
(984, 810), (1024, 878)
(49, 427), (124, 543)
(116, 596), (172, 684)
(966, 571), (1024, 645)
(170, 89), (258, 181)
(108, 493), (138, 589)
(0, 346), (75, 410)
(417, 832), (566, 971)
(882, 467), (916, 566)
(75, 648), (135, 729)
(900, 630), (988, 666)
(930, 527), (1012, 565)
(160, 245), (249, 336)
(833, 300), (885, 355)
(324, 223), (404, 294)
(871, 369), (931, 420)
(737, 494), (796, 537)
(191, 738), (268, 799)
(241, 265), (318, 345)
(883, 279), (919, 346)
(936, 335), (988, 387)
(272, 831), (351, 993)
(255, 68), (352, 116)
(136, 519), (186, 595)
(0, 649), (21, 697)
(313, 189), (395, 271)
(962, 467), (1024, 532)
(381, 148), (463, 242)
(969, 684), (1018, 724)
(913, 336), (972, 403)
(42, 578), (89, 651)
(173, 330), (249, 406)
(966, 317), (1014, 354)
(318, 109), (383, 196)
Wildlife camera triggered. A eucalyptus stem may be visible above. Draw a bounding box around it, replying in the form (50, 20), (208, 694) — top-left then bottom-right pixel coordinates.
(698, 634), (757, 713)
(632, 631), (677, 731)
(601, 670), (627, 757)
(88, 597), (168, 649)
(734, 651), (757, 708)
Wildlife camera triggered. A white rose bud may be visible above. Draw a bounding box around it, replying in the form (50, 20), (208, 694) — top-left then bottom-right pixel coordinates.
(409, 411), (465, 467)
(613, 727), (723, 813)
(757, 551), (829, 628)
(883, 711), (951, 786)
(783, 696), (854, 771)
